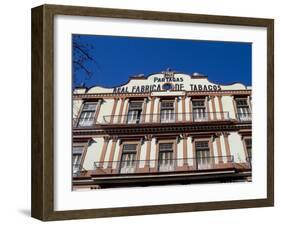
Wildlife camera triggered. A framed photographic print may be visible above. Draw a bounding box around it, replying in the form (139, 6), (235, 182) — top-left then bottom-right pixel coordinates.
(31, 4), (274, 221)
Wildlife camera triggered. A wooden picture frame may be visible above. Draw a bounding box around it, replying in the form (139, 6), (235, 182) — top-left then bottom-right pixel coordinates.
(31, 4), (274, 221)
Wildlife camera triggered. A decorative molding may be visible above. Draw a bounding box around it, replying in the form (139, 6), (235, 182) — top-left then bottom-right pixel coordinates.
(182, 133), (189, 139)
(176, 134), (183, 143)
(103, 136), (111, 142)
(162, 68), (175, 77)
(145, 134), (153, 141)
(110, 135), (119, 141)
(73, 89), (252, 100)
(222, 132), (230, 137)
(73, 123), (252, 137)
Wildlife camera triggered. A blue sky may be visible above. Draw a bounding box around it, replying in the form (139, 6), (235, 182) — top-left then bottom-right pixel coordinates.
(72, 34), (252, 88)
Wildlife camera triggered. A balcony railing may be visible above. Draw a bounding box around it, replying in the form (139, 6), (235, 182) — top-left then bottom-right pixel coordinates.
(91, 156), (235, 175)
(101, 112), (230, 124)
(72, 112), (251, 128)
(72, 116), (98, 128)
(73, 163), (82, 176)
(236, 113), (252, 122)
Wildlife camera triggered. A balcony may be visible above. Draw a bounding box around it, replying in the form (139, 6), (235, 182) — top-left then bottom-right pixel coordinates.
(72, 112), (251, 129)
(100, 112), (230, 125)
(236, 113), (252, 122)
(91, 155), (236, 175)
(72, 116), (98, 128)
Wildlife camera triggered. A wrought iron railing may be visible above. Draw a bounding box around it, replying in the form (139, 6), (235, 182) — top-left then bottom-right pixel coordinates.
(73, 164), (82, 176)
(72, 116), (98, 128)
(236, 113), (252, 122)
(92, 155), (235, 175)
(101, 112), (230, 124)
(72, 111), (252, 127)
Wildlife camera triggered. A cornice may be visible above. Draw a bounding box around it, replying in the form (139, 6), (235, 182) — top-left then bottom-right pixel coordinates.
(73, 89), (252, 100)
(73, 123), (251, 137)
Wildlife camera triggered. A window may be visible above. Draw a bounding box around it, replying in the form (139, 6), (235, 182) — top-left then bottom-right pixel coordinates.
(236, 98), (251, 121)
(160, 100), (175, 122)
(72, 146), (84, 174)
(158, 143), (174, 171)
(195, 141), (211, 169)
(192, 99), (207, 121)
(127, 101), (143, 124)
(120, 144), (137, 174)
(78, 102), (98, 127)
(244, 138), (252, 163)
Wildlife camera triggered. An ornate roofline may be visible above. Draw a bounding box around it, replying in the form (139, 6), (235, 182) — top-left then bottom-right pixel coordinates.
(74, 71), (250, 93)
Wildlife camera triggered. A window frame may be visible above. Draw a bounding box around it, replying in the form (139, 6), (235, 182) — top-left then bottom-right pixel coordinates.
(156, 139), (176, 172)
(72, 143), (87, 174)
(119, 142), (139, 174)
(235, 97), (251, 121)
(194, 139), (213, 169)
(192, 98), (207, 121)
(126, 100), (143, 124)
(77, 101), (99, 127)
(160, 99), (175, 122)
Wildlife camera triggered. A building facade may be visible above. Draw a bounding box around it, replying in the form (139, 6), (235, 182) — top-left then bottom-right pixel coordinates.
(72, 70), (252, 190)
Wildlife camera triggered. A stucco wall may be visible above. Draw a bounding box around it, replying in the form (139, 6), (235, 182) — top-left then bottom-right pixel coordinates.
(177, 139), (184, 166)
(139, 141), (147, 168)
(103, 139), (113, 168)
(81, 131), (248, 171)
(82, 137), (104, 170)
(97, 99), (115, 123)
(228, 132), (247, 163)
(221, 96), (236, 119)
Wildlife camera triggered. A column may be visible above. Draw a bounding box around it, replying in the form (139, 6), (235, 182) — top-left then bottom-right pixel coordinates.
(191, 138), (196, 168)
(217, 96), (224, 120)
(155, 97), (161, 123)
(117, 98), (125, 123)
(144, 135), (152, 169)
(186, 96), (192, 121)
(232, 96), (238, 120)
(141, 98), (148, 123)
(182, 133), (188, 168)
(109, 98), (118, 123)
(107, 136), (118, 169)
(182, 95), (186, 122)
(205, 96), (211, 120)
(175, 97), (178, 122)
(122, 98), (129, 123)
(136, 140), (143, 172)
(223, 132), (232, 162)
(215, 133), (223, 163)
(210, 96), (217, 120)
(94, 99), (103, 124)
(149, 97), (155, 123)
(98, 136), (110, 168)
